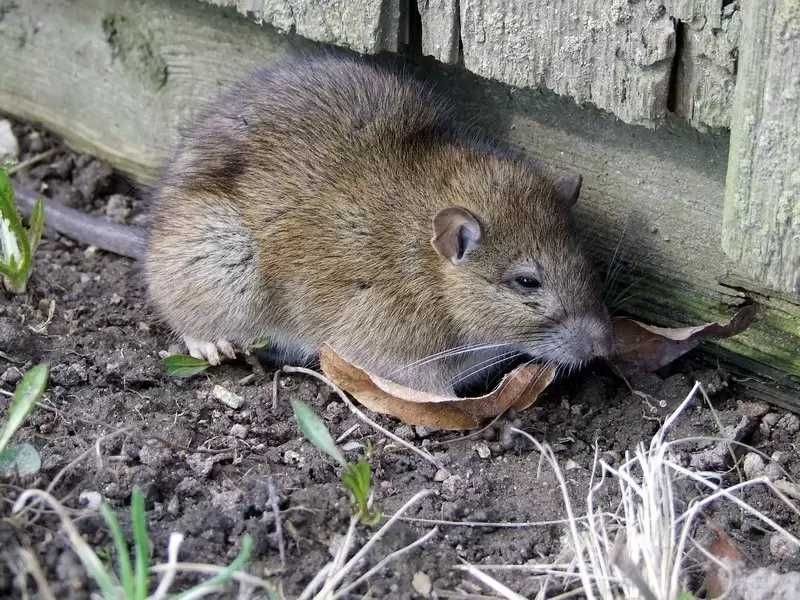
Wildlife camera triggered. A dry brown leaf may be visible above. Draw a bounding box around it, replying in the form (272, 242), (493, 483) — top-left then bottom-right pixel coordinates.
(320, 345), (554, 430)
(612, 305), (756, 374)
(704, 523), (746, 598)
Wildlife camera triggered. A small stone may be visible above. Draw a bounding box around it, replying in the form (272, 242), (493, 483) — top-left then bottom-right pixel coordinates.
(777, 413), (800, 434)
(1, 366), (22, 384)
(564, 459), (581, 471)
(769, 532), (799, 560)
(138, 322), (151, 333)
(139, 441), (172, 468)
(110, 293), (123, 305)
(158, 350), (170, 359)
(104, 194), (132, 223)
(412, 571), (432, 597)
(763, 462), (783, 481)
(73, 158), (113, 200)
(433, 468), (451, 482)
(742, 452), (766, 479)
(230, 424), (248, 439)
(83, 245), (98, 257)
(212, 384), (244, 409)
(78, 491), (102, 510)
(474, 442), (491, 459)
(394, 425), (415, 440)
(283, 449), (304, 467)
(415, 425), (435, 438)
(0, 120), (19, 162)
(442, 474), (465, 497)
(762, 413), (781, 427)
(771, 451), (790, 465)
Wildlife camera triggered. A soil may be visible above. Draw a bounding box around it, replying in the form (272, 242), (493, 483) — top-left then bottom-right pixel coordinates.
(1, 118), (799, 599)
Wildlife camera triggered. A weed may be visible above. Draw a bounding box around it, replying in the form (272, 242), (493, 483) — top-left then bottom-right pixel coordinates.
(290, 398), (381, 525)
(161, 354), (210, 378)
(0, 363), (48, 476)
(0, 167), (44, 294)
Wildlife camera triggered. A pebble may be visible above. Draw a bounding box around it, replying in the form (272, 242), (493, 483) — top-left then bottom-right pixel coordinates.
(433, 468), (451, 482)
(394, 425), (415, 440)
(78, 491), (102, 510)
(737, 401), (771, 417)
(771, 451), (790, 465)
(442, 474), (465, 496)
(415, 425), (436, 438)
(777, 413), (800, 434)
(0, 119), (18, 162)
(769, 532), (799, 560)
(105, 194), (132, 223)
(763, 462), (784, 481)
(474, 442), (491, 459)
(564, 459), (581, 471)
(212, 384), (244, 409)
(283, 449), (304, 467)
(742, 452), (766, 479)
(230, 424), (249, 439)
(762, 413), (781, 427)
(1, 366), (22, 385)
(412, 571), (432, 597)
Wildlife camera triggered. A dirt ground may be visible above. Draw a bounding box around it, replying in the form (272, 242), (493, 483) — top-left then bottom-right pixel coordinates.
(1, 119), (799, 599)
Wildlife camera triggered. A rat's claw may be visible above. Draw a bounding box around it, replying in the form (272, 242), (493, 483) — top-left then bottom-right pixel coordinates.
(184, 335), (225, 365)
(217, 339), (237, 360)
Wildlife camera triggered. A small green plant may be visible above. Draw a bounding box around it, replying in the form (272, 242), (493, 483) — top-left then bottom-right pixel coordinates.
(0, 167), (44, 294)
(0, 363), (48, 476)
(100, 487), (253, 598)
(291, 398), (381, 525)
(161, 354), (210, 378)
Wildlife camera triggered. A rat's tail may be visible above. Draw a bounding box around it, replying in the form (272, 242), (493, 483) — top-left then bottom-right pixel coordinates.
(13, 184), (146, 260)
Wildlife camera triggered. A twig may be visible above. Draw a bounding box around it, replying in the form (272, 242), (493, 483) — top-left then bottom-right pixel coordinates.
(267, 476), (286, 568)
(282, 365), (441, 468)
(151, 533), (184, 600)
(149, 563), (275, 590)
(272, 369), (280, 412)
(19, 548), (57, 600)
(7, 149), (57, 175)
(331, 527), (438, 599)
(456, 562), (528, 600)
(316, 489), (433, 598)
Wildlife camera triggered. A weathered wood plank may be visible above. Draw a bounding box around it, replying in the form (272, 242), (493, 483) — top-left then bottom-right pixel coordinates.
(0, 0), (797, 400)
(673, 2), (741, 130)
(417, 0), (460, 63)
(0, 0), (313, 182)
(722, 0), (800, 295)
(458, 0), (676, 127)
(202, 0), (405, 54)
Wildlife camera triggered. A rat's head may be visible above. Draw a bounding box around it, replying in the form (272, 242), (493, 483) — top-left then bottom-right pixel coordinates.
(430, 157), (614, 369)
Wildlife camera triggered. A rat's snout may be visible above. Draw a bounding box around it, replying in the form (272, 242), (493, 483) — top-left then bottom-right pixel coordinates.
(556, 313), (615, 364)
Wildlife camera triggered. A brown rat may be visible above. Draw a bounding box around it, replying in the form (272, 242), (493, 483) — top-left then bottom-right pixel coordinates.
(144, 55), (613, 395)
(15, 55), (613, 395)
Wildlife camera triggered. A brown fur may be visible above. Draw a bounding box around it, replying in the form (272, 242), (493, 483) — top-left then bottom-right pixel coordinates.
(145, 55), (612, 394)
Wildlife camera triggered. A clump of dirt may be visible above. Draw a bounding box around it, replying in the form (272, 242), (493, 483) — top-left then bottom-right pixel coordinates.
(1, 118), (799, 598)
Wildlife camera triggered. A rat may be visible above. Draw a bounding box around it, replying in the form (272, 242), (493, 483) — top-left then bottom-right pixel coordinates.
(15, 55), (614, 396)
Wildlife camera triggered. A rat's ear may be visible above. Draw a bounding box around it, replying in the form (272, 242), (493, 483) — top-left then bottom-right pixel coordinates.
(553, 174), (582, 208)
(431, 206), (482, 265)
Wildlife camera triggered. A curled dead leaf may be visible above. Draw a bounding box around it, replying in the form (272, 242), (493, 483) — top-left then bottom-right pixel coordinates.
(319, 345), (554, 430)
(612, 305), (756, 374)
(704, 523), (746, 598)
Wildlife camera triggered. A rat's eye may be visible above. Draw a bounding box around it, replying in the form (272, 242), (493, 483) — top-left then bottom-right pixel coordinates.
(514, 275), (541, 290)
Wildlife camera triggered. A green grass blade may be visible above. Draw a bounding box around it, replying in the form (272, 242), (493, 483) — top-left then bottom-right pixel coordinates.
(130, 488), (150, 600)
(173, 534), (253, 600)
(161, 354), (210, 378)
(27, 198), (44, 252)
(0, 363), (48, 453)
(100, 502), (135, 599)
(290, 398), (346, 466)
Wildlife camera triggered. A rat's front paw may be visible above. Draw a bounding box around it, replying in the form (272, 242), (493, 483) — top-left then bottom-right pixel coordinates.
(184, 336), (237, 365)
